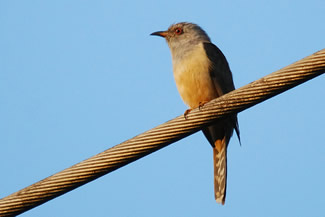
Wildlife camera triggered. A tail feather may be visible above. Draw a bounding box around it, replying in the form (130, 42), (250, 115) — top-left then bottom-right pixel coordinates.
(213, 139), (227, 205)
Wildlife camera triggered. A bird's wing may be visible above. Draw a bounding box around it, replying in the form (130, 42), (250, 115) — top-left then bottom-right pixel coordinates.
(203, 42), (235, 94)
(203, 42), (241, 143)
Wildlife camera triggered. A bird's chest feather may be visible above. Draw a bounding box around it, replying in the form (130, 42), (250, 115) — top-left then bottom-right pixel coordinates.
(172, 44), (218, 108)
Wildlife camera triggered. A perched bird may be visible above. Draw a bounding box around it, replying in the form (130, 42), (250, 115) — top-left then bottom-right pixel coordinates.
(151, 22), (240, 204)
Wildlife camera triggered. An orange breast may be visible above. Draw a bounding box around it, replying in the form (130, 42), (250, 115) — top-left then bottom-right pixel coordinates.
(173, 44), (218, 108)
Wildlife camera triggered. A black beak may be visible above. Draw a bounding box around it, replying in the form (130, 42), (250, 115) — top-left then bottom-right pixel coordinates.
(150, 31), (168, 38)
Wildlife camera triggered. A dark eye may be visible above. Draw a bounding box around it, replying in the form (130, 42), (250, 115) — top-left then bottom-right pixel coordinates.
(174, 27), (183, 35)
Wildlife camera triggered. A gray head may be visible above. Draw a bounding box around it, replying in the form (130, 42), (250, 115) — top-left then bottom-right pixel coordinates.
(151, 22), (211, 57)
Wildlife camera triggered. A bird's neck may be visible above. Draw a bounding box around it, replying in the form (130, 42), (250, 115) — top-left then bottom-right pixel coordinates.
(170, 42), (202, 65)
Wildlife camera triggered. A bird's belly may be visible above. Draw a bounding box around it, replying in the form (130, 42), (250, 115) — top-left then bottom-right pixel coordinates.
(173, 60), (218, 109)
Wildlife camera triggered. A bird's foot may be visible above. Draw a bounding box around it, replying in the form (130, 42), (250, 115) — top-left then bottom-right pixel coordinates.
(198, 101), (209, 110)
(183, 109), (192, 120)
(184, 101), (209, 119)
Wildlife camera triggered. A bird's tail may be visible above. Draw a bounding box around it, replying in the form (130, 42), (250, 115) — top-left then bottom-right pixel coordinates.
(213, 139), (227, 205)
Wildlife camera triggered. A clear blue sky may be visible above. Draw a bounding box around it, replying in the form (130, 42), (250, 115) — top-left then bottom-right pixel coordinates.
(1, 1), (324, 216)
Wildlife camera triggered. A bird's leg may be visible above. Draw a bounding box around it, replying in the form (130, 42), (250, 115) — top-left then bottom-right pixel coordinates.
(183, 109), (192, 120)
(198, 101), (209, 110)
(184, 101), (209, 119)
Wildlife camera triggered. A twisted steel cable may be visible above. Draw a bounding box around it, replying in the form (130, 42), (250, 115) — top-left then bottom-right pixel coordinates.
(0, 49), (324, 216)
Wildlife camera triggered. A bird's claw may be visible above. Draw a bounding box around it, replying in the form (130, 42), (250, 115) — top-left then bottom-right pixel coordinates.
(198, 101), (208, 110)
(183, 109), (192, 120)
(184, 101), (208, 119)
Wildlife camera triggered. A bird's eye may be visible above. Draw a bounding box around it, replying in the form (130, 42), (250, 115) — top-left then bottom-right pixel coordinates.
(174, 27), (183, 35)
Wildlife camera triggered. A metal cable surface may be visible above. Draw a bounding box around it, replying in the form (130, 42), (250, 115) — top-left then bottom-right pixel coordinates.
(0, 49), (324, 216)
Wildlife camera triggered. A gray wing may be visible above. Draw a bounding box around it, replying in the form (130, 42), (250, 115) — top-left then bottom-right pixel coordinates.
(202, 42), (240, 144)
(203, 42), (235, 94)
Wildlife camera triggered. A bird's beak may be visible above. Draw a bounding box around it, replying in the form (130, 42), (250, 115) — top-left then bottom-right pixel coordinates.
(150, 31), (168, 38)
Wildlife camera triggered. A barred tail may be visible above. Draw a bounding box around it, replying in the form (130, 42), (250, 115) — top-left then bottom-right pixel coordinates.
(213, 139), (227, 205)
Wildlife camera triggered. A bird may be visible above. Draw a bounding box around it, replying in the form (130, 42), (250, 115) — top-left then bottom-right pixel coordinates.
(151, 22), (240, 205)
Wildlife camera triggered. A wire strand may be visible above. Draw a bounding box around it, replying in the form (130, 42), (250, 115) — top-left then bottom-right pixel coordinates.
(0, 49), (324, 216)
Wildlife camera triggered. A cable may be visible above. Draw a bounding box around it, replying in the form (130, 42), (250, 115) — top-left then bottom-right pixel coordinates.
(0, 49), (324, 217)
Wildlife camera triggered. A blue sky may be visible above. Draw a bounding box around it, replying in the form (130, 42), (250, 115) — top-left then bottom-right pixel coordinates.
(0, 1), (324, 216)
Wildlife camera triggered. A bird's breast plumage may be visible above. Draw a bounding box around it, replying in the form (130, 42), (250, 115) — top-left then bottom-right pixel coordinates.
(172, 43), (218, 108)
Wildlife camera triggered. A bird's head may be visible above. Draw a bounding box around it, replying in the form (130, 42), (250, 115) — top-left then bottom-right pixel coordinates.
(151, 22), (211, 53)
